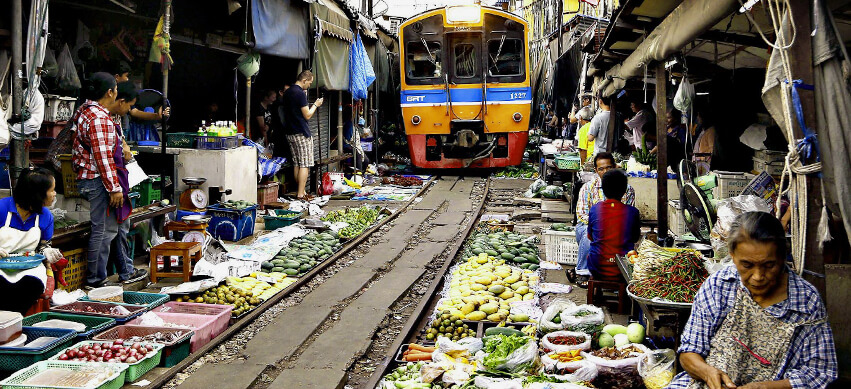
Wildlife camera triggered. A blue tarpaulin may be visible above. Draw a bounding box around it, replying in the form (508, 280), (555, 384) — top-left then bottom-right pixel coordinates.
(251, 0), (309, 59)
(349, 32), (375, 100)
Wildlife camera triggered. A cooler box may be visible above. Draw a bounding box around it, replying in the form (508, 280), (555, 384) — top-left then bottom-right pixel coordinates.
(206, 204), (258, 241)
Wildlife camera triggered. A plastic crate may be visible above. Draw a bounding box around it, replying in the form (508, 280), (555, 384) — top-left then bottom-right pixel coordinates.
(542, 229), (579, 265)
(263, 210), (302, 230)
(197, 135), (239, 150)
(257, 182), (279, 209)
(554, 154), (581, 170)
(752, 158), (785, 176)
(667, 200), (687, 237)
(0, 361), (128, 389)
(22, 313), (116, 341)
(91, 326), (193, 368)
(81, 292), (169, 311)
(711, 172), (754, 200)
(0, 327), (77, 372)
(126, 310), (230, 353)
(58, 155), (80, 198)
(165, 132), (198, 148)
(58, 248), (87, 293)
(44, 95), (77, 122)
(206, 204), (258, 241)
(48, 341), (163, 383)
(151, 302), (231, 339)
(50, 302), (148, 324)
(754, 149), (786, 163)
(131, 176), (162, 206)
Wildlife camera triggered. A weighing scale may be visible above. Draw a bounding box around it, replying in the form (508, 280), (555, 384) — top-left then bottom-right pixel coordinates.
(179, 177), (208, 212)
(164, 214), (211, 245)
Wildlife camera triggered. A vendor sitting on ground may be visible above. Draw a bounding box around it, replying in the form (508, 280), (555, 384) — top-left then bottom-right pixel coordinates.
(669, 212), (837, 389)
(0, 168), (64, 314)
(586, 169), (640, 282)
(570, 153), (636, 288)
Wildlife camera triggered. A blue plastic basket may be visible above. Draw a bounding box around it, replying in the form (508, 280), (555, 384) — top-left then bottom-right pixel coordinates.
(22, 312), (116, 341)
(206, 205), (258, 241)
(0, 254), (46, 270)
(81, 291), (169, 310)
(0, 327), (77, 372)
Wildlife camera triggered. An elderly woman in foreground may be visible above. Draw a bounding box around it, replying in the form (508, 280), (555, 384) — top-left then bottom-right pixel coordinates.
(667, 212), (837, 389)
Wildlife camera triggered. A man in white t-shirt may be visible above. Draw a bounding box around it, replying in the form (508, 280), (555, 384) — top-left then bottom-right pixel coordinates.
(586, 94), (612, 155)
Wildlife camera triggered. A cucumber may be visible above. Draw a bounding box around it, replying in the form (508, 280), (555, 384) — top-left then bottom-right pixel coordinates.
(299, 263), (312, 272)
(485, 250), (499, 256)
(282, 260), (301, 269)
(283, 268), (299, 276)
(500, 252), (515, 260)
(271, 266), (285, 273)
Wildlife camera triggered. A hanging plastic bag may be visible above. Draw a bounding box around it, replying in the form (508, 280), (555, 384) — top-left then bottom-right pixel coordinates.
(673, 76), (694, 113)
(42, 48), (58, 78)
(637, 349), (677, 389)
(56, 44), (81, 91)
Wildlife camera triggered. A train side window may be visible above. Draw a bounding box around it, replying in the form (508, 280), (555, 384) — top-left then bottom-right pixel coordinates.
(487, 38), (523, 77)
(406, 41), (442, 79)
(454, 44), (478, 78)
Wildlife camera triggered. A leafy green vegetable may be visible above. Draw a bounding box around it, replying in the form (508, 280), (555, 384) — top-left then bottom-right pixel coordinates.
(482, 334), (532, 372)
(523, 375), (569, 384)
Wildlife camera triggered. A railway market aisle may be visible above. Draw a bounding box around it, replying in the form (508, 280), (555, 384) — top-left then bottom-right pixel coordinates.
(176, 176), (485, 389)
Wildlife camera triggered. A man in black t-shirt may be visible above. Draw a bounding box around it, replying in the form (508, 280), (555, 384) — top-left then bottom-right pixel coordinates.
(283, 70), (324, 199)
(253, 89), (276, 143)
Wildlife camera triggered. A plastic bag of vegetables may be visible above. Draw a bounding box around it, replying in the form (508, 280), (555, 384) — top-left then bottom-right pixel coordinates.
(538, 297), (576, 333)
(528, 179), (546, 194)
(539, 185), (564, 199)
(637, 349), (676, 389)
(480, 334), (539, 373)
(538, 358), (598, 382)
(560, 304), (604, 335)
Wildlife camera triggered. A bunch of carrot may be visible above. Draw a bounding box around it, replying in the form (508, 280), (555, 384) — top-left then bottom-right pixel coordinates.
(402, 343), (435, 362)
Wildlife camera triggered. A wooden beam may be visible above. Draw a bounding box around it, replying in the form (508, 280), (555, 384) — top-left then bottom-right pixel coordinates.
(656, 62), (668, 242)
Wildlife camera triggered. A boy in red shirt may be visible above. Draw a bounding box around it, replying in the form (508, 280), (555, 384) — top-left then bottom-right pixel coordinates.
(587, 169), (641, 281)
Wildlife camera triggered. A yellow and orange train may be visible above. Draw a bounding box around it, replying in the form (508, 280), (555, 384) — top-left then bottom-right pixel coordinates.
(399, 5), (531, 169)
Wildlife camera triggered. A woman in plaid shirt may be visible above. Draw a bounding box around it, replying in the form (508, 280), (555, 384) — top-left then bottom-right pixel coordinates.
(71, 72), (124, 288)
(670, 212), (837, 389)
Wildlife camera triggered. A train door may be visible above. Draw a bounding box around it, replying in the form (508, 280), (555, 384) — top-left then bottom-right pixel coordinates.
(446, 31), (485, 155)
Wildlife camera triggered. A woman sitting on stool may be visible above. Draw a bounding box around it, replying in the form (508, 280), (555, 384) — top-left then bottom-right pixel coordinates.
(0, 168), (64, 314)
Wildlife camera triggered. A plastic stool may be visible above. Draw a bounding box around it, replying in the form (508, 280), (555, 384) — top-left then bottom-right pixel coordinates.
(587, 277), (628, 314)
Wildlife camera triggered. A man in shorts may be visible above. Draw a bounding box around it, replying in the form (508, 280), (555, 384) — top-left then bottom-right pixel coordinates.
(282, 71), (324, 199)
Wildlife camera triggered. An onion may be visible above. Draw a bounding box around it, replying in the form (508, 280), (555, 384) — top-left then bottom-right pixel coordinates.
(80, 345), (90, 352)
(126, 356), (138, 363)
(96, 357), (104, 362)
(114, 339), (124, 346)
(58, 354), (68, 360)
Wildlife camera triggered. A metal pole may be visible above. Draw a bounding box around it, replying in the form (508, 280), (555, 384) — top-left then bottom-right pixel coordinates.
(11, 0), (25, 182)
(245, 78), (251, 139)
(161, 0), (171, 200)
(655, 62), (668, 243)
(555, 0), (563, 130)
(337, 91), (343, 154)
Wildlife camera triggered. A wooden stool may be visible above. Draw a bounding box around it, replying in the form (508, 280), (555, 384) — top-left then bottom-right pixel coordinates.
(587, 277), (628, 314)
(149, 242), (203, 283)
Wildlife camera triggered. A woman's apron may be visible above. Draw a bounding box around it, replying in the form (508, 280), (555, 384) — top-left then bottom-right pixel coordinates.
(687, 286), (823, 388)
(0, 212), (47, 292)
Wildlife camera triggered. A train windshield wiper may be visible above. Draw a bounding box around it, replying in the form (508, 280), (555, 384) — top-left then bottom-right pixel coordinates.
(489, 34), (506, 75)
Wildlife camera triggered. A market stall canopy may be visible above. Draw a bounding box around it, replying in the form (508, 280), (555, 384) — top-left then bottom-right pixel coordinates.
(251, 0), (309, 59)
(309, 0), (353, 90)
(594, 0), (773, 96)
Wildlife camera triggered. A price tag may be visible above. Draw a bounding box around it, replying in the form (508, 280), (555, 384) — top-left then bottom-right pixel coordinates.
(257, 274), (276, 284)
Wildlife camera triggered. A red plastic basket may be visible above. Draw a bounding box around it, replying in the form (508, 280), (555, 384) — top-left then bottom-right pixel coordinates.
(257, 182), (279, 209)
(151, 302), (231, 338)
(131, 303), (232, 353)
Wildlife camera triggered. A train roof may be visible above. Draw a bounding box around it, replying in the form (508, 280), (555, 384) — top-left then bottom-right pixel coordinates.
(399, 5), (528, 31)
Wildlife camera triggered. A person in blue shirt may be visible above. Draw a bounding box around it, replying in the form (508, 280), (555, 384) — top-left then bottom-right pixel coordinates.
(0, 168), (64, 314)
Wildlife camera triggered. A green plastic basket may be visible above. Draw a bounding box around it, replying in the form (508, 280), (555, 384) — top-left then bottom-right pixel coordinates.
(48, 341), (164, 383)
(0, 361), (127, 389)
(554, 153), (581, 170)
(0, 327), (77, 372)
(90, 325), (193, 368)
(262, 210), (302, 230)
(22, 313), (116, 341)
(81, 291), (169, 310)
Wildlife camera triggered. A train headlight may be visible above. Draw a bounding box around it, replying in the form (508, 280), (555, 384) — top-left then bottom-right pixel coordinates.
(411, 115), (422, 125)
(513, 112), (522, 122)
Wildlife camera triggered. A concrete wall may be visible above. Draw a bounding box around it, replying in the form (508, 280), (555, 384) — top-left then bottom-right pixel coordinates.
(628, 177), (680, 222)
(175, 146), (258, 203)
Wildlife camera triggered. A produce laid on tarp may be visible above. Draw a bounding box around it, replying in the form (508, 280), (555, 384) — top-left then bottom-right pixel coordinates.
(492, 163), (538, 179)
(372, 216), (676, 389)
(321, 205), (382, 239)
(462, 231), (541, 270)
(261, 231), (341, 276)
